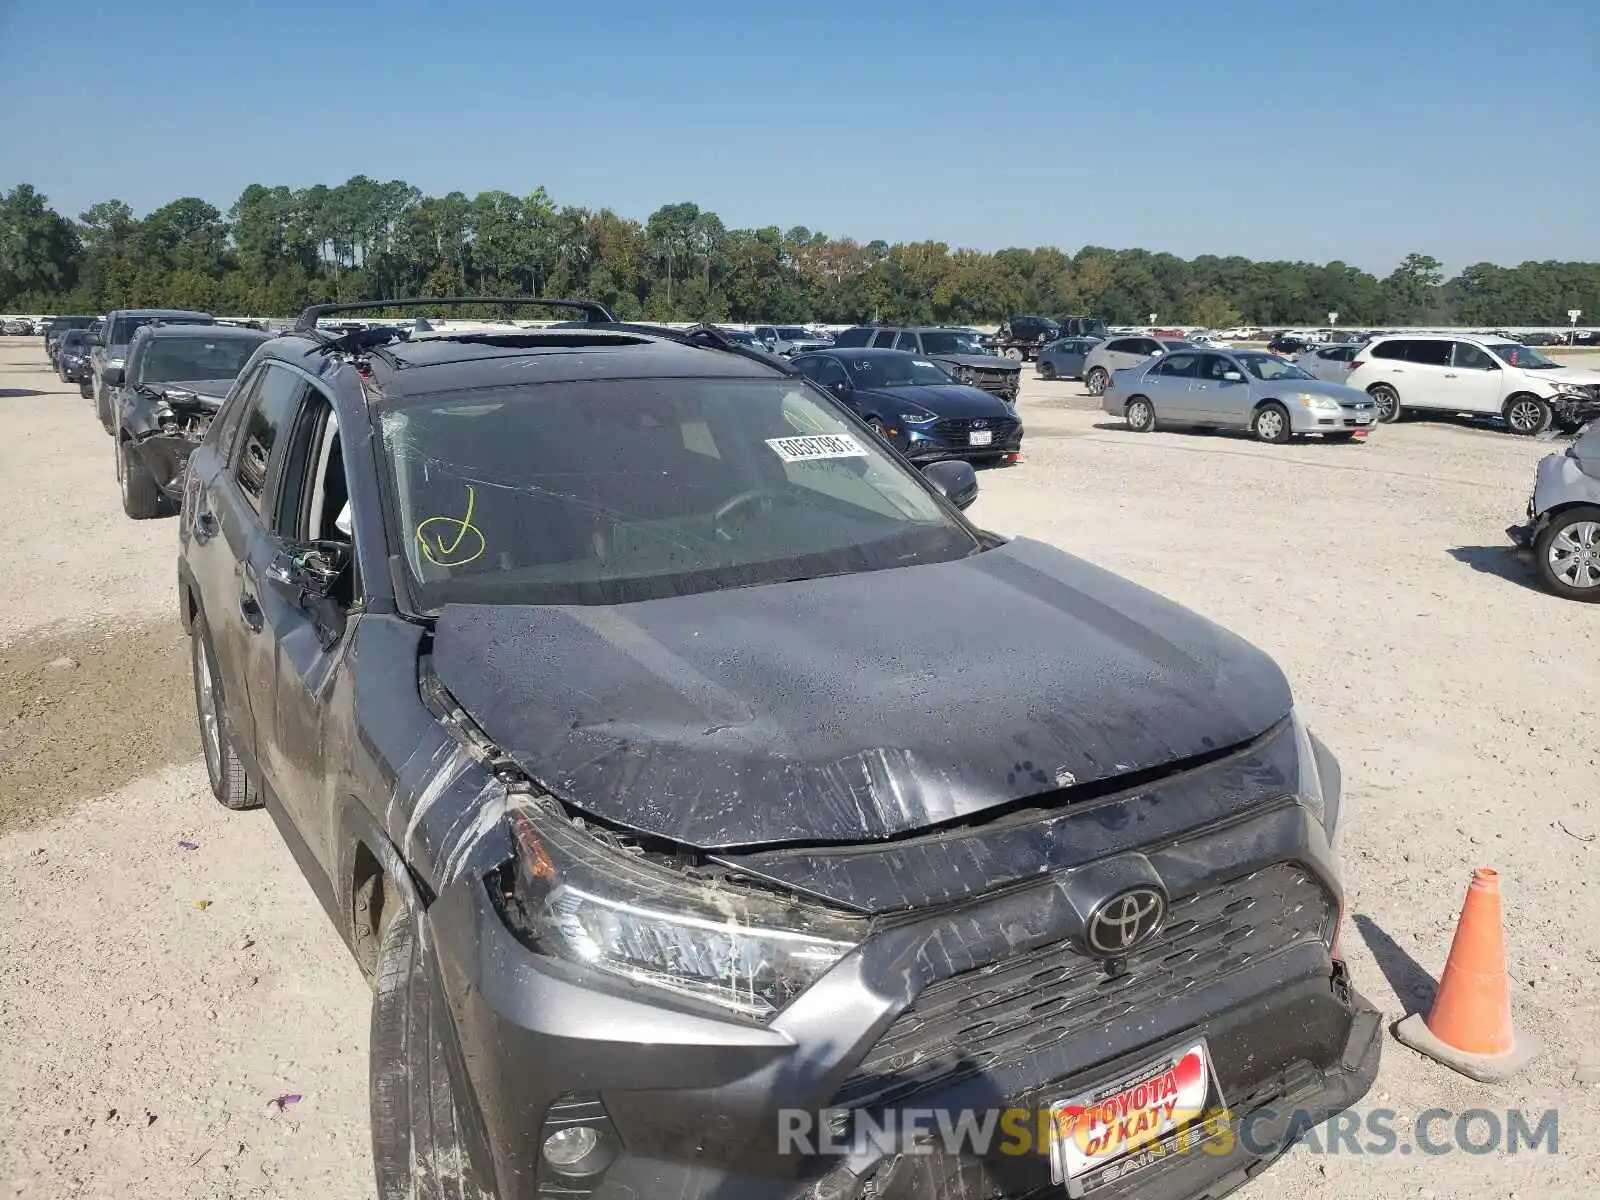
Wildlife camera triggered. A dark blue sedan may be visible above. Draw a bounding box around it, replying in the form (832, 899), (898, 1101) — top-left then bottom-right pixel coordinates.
(792, 348), (1023, 464)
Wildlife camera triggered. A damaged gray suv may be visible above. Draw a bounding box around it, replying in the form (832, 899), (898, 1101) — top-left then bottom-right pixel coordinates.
(177, 298), (1377, 1200)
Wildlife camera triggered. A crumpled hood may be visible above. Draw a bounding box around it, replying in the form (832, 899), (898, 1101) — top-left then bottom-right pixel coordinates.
(856, 383), (1014, 418)
(939, 353), (1020, 372)
(431, 538), (1292, 850)
(150, 377), (233, 411)
(1547, 366), (1600, 388)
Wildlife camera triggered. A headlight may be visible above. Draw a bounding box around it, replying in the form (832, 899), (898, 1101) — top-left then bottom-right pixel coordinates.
(502, 806), (862, 1019)
(109, 356), (125, 369)
(899, 409), (938, 425)
(1298, 393), (1341, 412)
(1549, 381), (1588, 396)
(1291, 710), (1338, 846)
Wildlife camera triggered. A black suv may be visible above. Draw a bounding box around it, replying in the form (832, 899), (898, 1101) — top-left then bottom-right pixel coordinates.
(90, 307), (214, 432)
(110, 322), (272, 518)
(831, 325), (1021, 400)
(178, 297), (1375, 1200)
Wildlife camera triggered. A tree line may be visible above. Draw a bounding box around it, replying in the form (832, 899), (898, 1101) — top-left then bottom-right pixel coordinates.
(2, 178), (1597, 328)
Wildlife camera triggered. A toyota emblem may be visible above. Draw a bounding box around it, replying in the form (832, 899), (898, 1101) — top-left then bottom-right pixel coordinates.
(1085, 887), (1167, 957)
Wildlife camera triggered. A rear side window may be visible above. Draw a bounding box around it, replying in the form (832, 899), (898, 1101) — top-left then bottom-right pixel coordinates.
(1105, 339), (1136, 354)
(1155, 352), (1201, 377)
(1370, 340), (1408, 361)
(1403, 340), (1451, 367)
(832, 328), (871, 347)
(872, 330), (900, 348)
(894, 331), (921, 352)
(231, 365), (308, 514)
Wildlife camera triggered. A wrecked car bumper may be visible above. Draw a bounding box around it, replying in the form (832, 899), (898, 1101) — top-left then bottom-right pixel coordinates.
(428, 801), (1377, 1200)
(130, 434), (205, 500)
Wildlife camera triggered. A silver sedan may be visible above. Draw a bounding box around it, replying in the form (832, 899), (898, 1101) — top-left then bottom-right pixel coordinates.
(1298, 343), (1363, 382)
(1101, 348), (1379, 443)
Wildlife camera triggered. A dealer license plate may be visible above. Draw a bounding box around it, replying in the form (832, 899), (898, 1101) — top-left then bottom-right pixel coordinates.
(969, 430), (994, 446)
(1048, 1039), (1220, 1197)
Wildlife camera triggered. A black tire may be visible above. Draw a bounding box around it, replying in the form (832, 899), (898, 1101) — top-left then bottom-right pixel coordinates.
(1039, 362), (1057, 381)
(867, 416), (888, 439)
(79, 379), (92, 399)
(1252, 401), (1292, 444)
(190, 617), (261, 810)
(1086, 367), (1110, 396)
(1532, 505), (1600, 602)
(371, 897), (490, 1200)
(1125, 396), (1156, 433)
(1369, 383), (1401, 423)
(96, 385), (114, 434)
(1503, 394), (1553, 437)
(118, 437), (170, 519)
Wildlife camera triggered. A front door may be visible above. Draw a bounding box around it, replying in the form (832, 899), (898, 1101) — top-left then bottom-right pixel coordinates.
(1445, 341), (1507, 415)
(1191, 354), (1251, 426)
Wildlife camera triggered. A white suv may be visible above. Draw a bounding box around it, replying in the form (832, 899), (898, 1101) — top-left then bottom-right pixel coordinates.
(1347, 333), (1600, 435)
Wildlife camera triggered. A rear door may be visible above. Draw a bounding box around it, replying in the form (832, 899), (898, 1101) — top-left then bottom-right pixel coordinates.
(1143, 351), (1203, 421)
(1389, 339), (1452, 408)
(1445, 341), (1506, 415)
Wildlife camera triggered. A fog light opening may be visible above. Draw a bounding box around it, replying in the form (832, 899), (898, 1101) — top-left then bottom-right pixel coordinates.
(542, 1125), (600, 1173)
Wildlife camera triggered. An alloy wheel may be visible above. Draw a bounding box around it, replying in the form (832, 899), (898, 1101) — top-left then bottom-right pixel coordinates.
(1256, 408), (1286, 441)
(193, 633), (223, 781)
(1549, 520), (1600, 590)
(1507, 398), (1548, 435)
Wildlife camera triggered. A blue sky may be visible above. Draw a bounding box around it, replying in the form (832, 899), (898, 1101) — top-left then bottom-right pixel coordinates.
(1, 0), (1595, 273)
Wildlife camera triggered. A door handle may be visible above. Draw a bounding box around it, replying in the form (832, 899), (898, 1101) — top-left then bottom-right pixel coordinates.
(239, 591), (264, 633)
(194, 506), (219, 543)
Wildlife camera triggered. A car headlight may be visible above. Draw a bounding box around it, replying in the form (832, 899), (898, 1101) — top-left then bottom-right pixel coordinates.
(1548, 381), (1588, 396)
(1291, 710), (1339, 847)
(899, 409), (938, 425)
(502, 806), (862, 1019)
(1298, 393), (1341, 412)
(109, 356), (125, 369)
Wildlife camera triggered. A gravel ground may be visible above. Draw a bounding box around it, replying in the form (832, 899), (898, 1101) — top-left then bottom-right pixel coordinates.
(1, 338), (1597, 1199)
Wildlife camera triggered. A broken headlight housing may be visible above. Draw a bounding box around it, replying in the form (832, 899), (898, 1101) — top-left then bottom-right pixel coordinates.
(500, 806), (862, 1019)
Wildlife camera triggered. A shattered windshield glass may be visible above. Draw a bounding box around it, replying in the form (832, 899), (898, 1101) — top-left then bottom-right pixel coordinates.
(378, 377), (979, 611)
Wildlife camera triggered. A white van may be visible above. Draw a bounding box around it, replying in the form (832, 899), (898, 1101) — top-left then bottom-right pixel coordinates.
(1347, 333), (1600, 435)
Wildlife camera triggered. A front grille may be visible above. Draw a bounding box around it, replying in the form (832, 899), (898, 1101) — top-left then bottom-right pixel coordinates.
(929, 416), (1021, 441)
(968, 370), (1019, 395)
(834, 863), (1334, 1112)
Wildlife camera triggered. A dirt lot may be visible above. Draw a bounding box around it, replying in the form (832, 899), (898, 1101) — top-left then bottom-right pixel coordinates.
(1, 337), (1597, 1199)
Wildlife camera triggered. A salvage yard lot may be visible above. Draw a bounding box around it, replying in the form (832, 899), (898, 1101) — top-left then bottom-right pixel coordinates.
(1, 339), (1597, 1199)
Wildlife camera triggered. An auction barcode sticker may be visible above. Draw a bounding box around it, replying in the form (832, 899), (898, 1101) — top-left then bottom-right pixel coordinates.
(765, 434), (867, 462)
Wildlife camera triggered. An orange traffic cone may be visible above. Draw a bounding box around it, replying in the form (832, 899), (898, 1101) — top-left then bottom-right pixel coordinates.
(1394, 867), (1542, 1081)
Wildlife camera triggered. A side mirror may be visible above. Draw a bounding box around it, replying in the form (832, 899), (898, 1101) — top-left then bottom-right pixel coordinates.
(266, 539), (351, 602)
(831, 380), (850, 395)
(103, 365), (125, 386)
(922, 459), (979, 510)
(1223, 370), (1245, 382)
(87, 333), (101, 347)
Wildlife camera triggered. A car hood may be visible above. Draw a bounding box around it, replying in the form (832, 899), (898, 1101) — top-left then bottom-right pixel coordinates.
(430, 537), (1292, 850)
(1282, 379), (1372, 404)
(1546, 366), (1600, 387)
(936, 353), (1019, 371)
(856, 383), (1013, 417)
(132, 379), (232, 411)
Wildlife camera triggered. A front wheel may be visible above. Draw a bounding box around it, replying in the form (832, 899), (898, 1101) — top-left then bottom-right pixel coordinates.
(119, 437), (170, 519)
(1252, 402), (1292, 444)
(1504, 394), (1553, 437)
(79, 379), (92, 399)
(1125, 396), (1156, 433)
(1039, 362), (1057, 381)
(1369, 384), (1401, 423)
(1086, 368), (1110, 396)
(371, 897), (491, 1200)
(1533, 505), (1600, 601)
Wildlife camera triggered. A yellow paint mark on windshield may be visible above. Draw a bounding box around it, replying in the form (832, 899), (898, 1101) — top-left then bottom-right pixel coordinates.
(416, 484), (486, 567)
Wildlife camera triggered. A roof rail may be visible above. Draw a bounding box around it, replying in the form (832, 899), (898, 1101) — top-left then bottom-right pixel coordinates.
(292, 296), (617, 332)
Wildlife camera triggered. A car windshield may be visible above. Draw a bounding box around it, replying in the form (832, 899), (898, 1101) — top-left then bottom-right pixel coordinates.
(378, 377), (979, 610)
(842, 354), (953, 388)
(1488, 343), (1560, 369)
(138, 335), (264, 384)
(60, 331), (87, 349)
(919, 331), (988, 355)
(1237, 353), (1313, 381)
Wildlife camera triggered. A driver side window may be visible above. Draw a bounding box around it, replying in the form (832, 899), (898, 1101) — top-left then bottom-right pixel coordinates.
(277, 390), (359, 608)
(801, 357), (849, 388)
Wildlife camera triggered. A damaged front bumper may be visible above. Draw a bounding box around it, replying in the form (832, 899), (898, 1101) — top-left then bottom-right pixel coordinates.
(426, 794), (1379, 1200)
(130, 430), (207, 500)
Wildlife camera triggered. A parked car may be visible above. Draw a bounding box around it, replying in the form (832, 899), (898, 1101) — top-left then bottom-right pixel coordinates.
(1519, 331), (1562, 347)
(1267, 334), (1309, 356)
(752, 324), (833, 357)
(2, 318), (32, 335)
(1507, 420), (1600, 601)
(55, 329), (94, 384)
(791, 347), (1022, 463)
(109, 322), (272, 518)
(992, 314), (1060, 361)
(1055, 314), (1110, 339)
(1102, 348), (1378, 443)
(1035, 336), (1103, 381)
(831, 326), (1021, 400)
(1081, 335), (1193, 396)
(1299, 343), (1363, 382)
(1346, 333), (1600, 435)
(91, 308), (215, 433)
(44, 314), (97, 361)
(176, 295), (1376, 1200)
